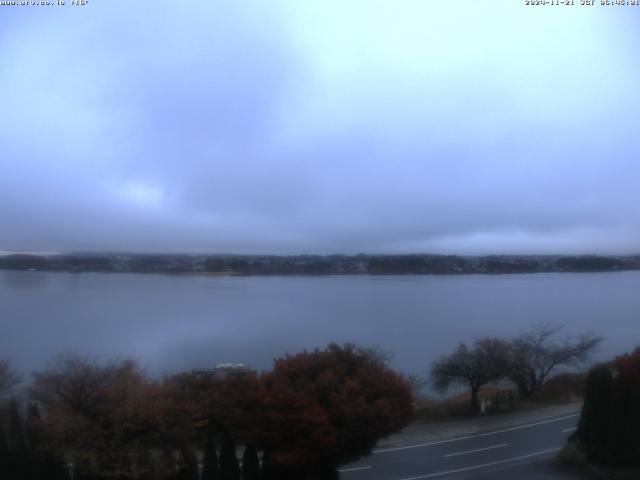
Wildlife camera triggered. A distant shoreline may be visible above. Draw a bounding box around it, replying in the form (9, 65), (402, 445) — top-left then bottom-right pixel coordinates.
(1, 252), (639, 276)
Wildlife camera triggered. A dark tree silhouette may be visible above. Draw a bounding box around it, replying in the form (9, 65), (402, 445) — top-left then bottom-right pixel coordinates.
(577, 365), (613, 463)
(241, 444), (260, 480)
(0, 360), (21, 398)
(431, 338), (511, 412)
(29, 354), (156, 478)
(202, 429), (218, 480)
(608, 348), (640, 464)
(0, 427), (9, 479)
(8, 398), (28, 480)
(219, 432), (240, 480)
(508, 324), (602, 398)
(26, 402), (44, 480)
(576, 348), (640, 466)
(177, 448), (198, 480)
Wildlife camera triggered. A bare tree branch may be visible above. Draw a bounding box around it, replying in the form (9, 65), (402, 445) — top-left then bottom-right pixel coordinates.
(507, 324), (603, 398)
(0, 359), (21, 397)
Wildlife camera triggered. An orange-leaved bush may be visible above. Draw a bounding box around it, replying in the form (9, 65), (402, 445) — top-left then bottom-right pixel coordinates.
(256, 343), (413, 470)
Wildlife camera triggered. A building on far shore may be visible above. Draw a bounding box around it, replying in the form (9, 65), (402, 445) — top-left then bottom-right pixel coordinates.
(192, 363), (253, 379)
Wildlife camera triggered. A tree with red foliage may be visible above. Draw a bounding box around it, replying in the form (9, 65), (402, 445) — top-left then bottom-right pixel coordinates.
(207, 373), (263, 442)
(614, 347), (640, 380)
(256, 343), (413, 476)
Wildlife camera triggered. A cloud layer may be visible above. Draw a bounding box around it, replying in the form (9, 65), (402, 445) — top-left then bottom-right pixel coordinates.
(1, 1), (639, 254)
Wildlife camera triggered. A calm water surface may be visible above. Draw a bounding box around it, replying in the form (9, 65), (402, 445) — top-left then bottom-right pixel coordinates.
(1, 271), (638, 377)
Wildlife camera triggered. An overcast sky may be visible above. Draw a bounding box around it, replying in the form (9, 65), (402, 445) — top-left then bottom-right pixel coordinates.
(1, 1), (639, 255)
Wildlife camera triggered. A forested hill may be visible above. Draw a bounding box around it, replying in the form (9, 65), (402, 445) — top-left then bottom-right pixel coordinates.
(1, 253), (639, 276)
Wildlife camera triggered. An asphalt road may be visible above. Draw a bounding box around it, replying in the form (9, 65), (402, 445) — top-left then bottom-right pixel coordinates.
(339, 412), (583, 480)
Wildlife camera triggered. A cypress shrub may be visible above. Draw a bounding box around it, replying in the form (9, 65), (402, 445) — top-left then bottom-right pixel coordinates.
(219, 433), (240, 480)
(0, 427), (9, 479)
(577, 365), (613, 463)
(576, 349), (640, 466)
(608, 373), (637, 464)
(8, 398), (28, 480)
(608, 348), (640, 465)
(42, 452), (68, 480)
(241, 444), (260, 480)
(203, 430), (218, 480)
(178, 449), (198, 480)
(259, 450), (274, 480)
(26, 402), (44, 480)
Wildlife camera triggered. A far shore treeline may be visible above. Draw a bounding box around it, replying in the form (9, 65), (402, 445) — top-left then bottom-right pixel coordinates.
(1, 252), (640, 276)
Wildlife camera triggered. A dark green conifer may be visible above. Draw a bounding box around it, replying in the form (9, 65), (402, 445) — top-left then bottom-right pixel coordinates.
(0, 427), (10, 479)
(203, 429), (218, 480)
(26, 402), (44, 480)
(219, 432), (240, 480)
(8, 398), (28, 480)
(241, 444), (260, 480)
(577, 365), (613, 463)
(608, 369), (640, 465)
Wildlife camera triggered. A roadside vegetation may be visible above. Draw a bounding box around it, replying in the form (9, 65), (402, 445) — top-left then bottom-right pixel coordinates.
(426, 324), (601, 414)
(559, 347), (640, 478)
(0, 326), (612, 479)
(0, 344), (412, 480)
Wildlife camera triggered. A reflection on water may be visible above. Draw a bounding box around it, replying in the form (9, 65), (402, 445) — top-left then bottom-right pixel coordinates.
(0, 270), (638, 379)
(2, 270), (49, 289)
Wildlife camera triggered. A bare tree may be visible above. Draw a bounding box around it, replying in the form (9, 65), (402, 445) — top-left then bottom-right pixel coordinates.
(508, 323), (603, 398)
(29, 353), (155, 477)
(362, 344), (395, 365)
(30, 354), (142, 420)
(0, 360), (21, 398)
(431, 338), (510, 412)
(406, 374), (428, 397)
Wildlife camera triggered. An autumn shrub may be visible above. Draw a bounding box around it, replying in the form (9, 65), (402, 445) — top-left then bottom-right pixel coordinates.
(256, 343), (413, 474)
(531, 372), (586, 403)
(26, 344), (413, 479)
(29, 355), (162, 479)
(413, 396), (469, 422)
(413, 385), (506, 421)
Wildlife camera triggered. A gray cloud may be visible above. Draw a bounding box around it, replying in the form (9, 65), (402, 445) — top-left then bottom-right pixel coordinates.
(1, 1), (639, 255)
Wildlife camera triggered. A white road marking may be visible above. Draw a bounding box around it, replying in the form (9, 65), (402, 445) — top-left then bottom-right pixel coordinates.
(444, 443), (508, 458)
(339, 466), (372, 473)
(562, 427), (577, 433)
(396, 447), (561, 480)
(374, 413), (579, 454)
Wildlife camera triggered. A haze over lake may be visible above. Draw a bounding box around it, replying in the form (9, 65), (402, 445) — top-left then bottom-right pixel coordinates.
(2, 270), (638, 379)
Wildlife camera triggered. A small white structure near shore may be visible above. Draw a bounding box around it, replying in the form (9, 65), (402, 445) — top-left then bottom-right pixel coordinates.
(192, 363), (253, 379)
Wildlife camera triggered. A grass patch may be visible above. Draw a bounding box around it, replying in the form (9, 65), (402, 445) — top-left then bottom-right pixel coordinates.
(413, 374), (586, 422)
(413, 384), (507, 422)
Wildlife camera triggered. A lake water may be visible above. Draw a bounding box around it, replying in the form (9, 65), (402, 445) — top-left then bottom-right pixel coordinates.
(1, 270), (638, 379)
